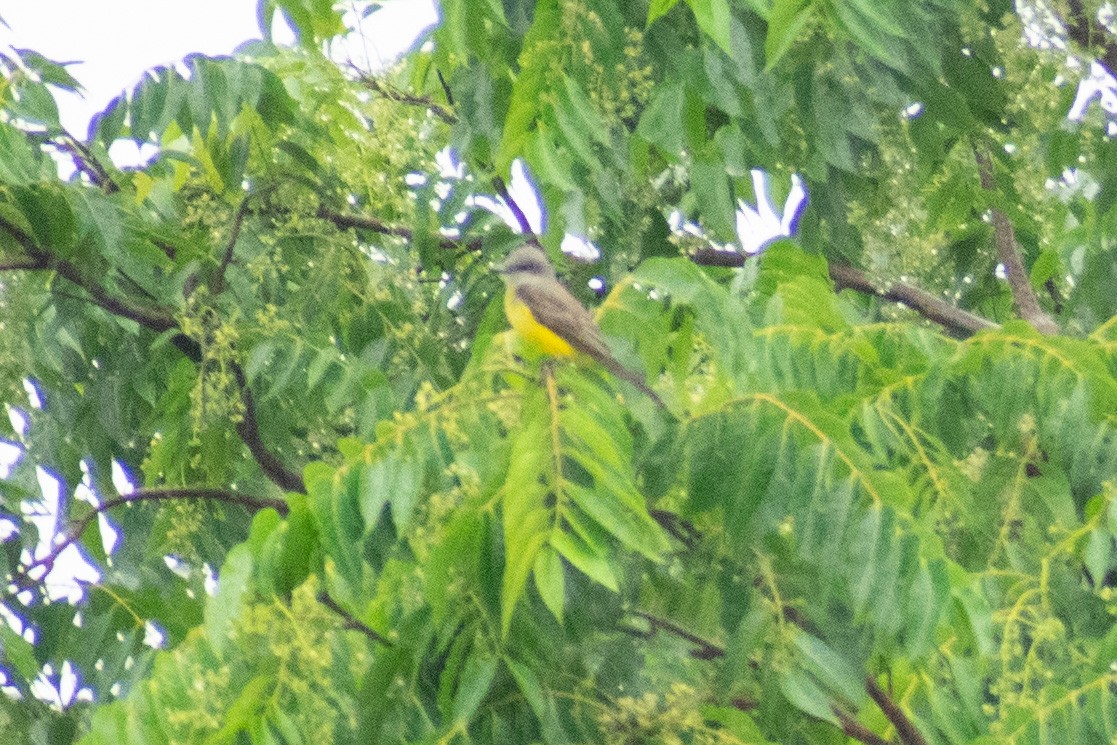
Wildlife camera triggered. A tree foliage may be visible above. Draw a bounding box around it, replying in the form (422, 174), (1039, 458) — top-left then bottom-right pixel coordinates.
(1, 1), (1117, 743)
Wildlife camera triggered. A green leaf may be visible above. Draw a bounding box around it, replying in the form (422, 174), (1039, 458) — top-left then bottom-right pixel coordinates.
(0, 623), (39, 681)
(765, 0), (814, 70)
(648, 0), (684, 26)
(691, 153), (736, 239)
(533, 545), (565, 623)
(452, 655), (498, 723)
(792, 631), (865, 706)
(779, 669), (839, 724)
(685, 0), (733, 55)
(204, 544), (253, 657)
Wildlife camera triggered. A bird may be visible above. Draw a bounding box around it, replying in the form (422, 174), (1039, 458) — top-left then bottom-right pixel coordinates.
(495, 244), (665, 408)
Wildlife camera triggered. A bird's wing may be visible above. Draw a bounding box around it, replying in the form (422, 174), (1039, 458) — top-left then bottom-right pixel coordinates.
(516, 280), (614, 362)
(516, 279), (665, 407)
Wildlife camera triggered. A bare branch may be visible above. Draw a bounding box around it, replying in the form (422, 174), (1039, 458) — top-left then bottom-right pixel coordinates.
(974, 149), (1059, 335)
(691, 248), (997, 338)
(352, 69), (458, 125)
(212, 198), (250, 295)
(49, 136), (119, 193)
(232, 363), (306, 493)
(18, 487), (286, 586)
(828, 262), (997, 338)
(316, 590), (393, 646)
(0, 255), (49, 271)
(866, 677), (928, 745)
(317, 205), (484, 253)
(627, 610), (725, 660)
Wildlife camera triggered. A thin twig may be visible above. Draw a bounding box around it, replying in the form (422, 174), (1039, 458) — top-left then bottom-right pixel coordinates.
(0, 211), (302, 492)
(50, 136), (119, 193)
(212, 198), (250, 295)
(0, 213), (180, 334)
(352, 69), (458, 125)
(317, 205), (484, 252)
(316, 590), (393, 645)
(18, 487), (286, 585)
(627, 610), (725, 660)
(436, 69), (455, 107)
(865, 677), (928, 745)
(974, 149), (1058, 335)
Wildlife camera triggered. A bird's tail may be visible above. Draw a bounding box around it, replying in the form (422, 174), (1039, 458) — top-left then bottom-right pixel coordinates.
(601, 357), (668, 410)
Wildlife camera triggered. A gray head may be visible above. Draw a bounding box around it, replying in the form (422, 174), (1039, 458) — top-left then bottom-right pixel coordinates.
(496, 245), (557, 283)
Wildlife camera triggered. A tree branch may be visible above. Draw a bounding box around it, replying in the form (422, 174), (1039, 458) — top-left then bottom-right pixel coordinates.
(316, 590), (393, 645)
(0, 255), (49, 271)
(827, 262), (997, 338)
(18, 487), (286, 586)
(0, 211), (304, 492)
(974, 149), (1059, 335)
(232, 363), (306, 493)
(0, 212), (183, 335)
(317, 205), (484, 253)
(352, 69), (458, 125)
(832, 707), (893, 745)
(212, 198), (250, 295)
(626, 610), (725, 660)
(1063, 0), (1117, 79)
(865, 677), (928, 745)
(49, 136), (119, 193)
(691, 248), (997, 338)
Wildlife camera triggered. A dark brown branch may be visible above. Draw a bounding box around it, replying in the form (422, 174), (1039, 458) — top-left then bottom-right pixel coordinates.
(0, 211), (303, 491)
(827, 262), (997, 338)
(436, 69), (455, 107)
(317, 205), (484, 253)
(628, 610), (725, 660)
(212, 198), (250, 295)
(974, 149), (1058, 335)
(0, 255), (49, 271)
(316, 590), (392, 645)
(691, 248), (997, 338)
(1064, 0), (1117, 79)
(19, 487), (286, 585)
(866, 677), (927, 745)
(833, 707), (893, 745)
(649, 508), (701, 550)
(492, 176), (533, 235)
(0, 212), (181, 334)
(232, 363), (306, 493)
(50, 136), (119, 193)
(353, 69), (458, 125)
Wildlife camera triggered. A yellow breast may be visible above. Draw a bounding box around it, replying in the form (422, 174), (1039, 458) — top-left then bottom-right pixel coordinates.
(504, 287), (576, 357)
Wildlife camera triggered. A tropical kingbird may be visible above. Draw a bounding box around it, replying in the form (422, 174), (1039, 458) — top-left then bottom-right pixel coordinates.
(496, 245), (665, 408)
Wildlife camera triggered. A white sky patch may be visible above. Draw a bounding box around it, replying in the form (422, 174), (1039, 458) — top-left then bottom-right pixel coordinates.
(1068, 61), (1117, 131)
(470, 158), (546, 234)
(338, 0), (439, 72)
(0, 1), (262, 136)
(22, 380), (42, 410)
